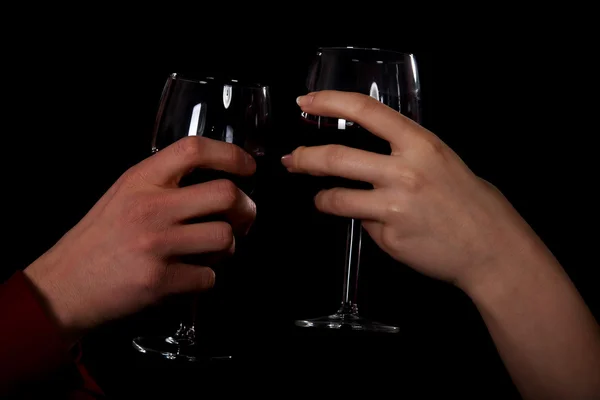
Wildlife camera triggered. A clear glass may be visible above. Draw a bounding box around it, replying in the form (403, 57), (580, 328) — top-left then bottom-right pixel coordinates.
(132, 73), (271, 361)
(294, 47), (421, 333)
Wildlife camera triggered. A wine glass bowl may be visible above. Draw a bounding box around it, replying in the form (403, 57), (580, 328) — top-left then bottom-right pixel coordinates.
(294, 47), (421, 333)
(151, 74), (271, 159)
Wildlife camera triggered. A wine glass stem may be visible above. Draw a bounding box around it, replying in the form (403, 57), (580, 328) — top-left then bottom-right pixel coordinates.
(173, 294), (197, 344)
(338, 218), (362, 315)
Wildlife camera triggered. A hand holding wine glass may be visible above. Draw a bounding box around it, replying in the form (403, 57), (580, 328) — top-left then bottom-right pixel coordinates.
(285, 89), (600, 400)
(291, 47), (421, 332)
(285, 89), (533, 288)
(23, 136), (257, 345)
(132, 74), (271, 361)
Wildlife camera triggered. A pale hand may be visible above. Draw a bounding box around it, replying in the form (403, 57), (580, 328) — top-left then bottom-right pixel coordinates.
(284, 91), (600, 400)
(284, 91), (545, 291)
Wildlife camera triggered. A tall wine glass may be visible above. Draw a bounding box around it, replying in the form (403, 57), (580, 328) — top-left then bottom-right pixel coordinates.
(132, 73), (271, 360)
(294, 47), (421, 333)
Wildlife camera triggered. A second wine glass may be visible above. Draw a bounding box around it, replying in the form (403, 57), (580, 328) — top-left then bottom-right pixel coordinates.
(294, 47), (421, 333)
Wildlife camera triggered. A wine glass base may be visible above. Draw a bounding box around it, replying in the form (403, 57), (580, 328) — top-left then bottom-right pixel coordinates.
(132, 336), (232, 362)
(295, 313), (399, 333)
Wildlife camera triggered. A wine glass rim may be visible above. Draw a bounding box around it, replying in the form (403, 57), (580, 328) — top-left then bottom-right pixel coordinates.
(170, 73), (268, 89)
(318, 46), (413, 57)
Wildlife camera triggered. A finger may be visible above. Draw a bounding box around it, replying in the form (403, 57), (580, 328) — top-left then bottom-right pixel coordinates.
(314, 187), (390, 221)
(282, 145), (394, 186)
(164, 221), (235, 256)
(162, 263), (216, 295)
(135, 136), (256, 187)
(297, 90), (431, 149)
(168, 179), (256, 235)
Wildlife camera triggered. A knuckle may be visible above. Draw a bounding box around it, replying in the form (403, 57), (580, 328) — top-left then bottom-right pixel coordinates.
(420, 136), (446, 156)
(399, 167), (425, 193)
(325, 188), (346, 211)
(210, 222), (234, 249)
(384, 199), (405, 220)
(225, 142), (244, 166)
(120, 167), (147, 188)
(315, 91), (332, 108)
(480, 177), (503, 197)
(480, 177), (498, 191)
(175, 136), (204, 159)
(290, 146), (307, 169)
(353, 94), (378, 116)
(212, 179), (239, 208)
(324, 144), (346, 169)
(135, 232), (163, 255)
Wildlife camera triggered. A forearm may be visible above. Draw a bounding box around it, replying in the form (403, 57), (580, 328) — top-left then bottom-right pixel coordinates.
(463, 238), (600, 400)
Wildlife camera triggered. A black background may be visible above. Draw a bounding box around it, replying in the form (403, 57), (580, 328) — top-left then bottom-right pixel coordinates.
(2, 35), (598, 398)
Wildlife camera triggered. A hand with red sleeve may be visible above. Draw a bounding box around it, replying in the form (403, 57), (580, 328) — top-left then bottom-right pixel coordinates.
(0, 137), (257, 396)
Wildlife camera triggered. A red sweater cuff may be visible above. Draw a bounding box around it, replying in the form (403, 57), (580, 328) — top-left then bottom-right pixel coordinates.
(0, 270), (72, 392)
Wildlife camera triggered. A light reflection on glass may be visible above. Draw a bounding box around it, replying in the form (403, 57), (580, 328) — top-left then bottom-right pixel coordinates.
(223, 84), (232, 109)
(370, 81), (380, 102)
(188, 102), (206, 137)
(224, 125), (234, 143)
(410, 54), (419, 87)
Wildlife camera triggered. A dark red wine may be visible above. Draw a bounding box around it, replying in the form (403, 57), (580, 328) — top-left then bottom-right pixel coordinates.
(152, 78), (270, 199)
(288, 114), (391, 192)
(299, 113), (391, 153)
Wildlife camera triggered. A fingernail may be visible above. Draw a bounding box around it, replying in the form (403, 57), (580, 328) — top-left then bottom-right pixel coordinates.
(296, 94), (314, 107)
(244, 151), (254, 166)
(281, 154), (292, 168)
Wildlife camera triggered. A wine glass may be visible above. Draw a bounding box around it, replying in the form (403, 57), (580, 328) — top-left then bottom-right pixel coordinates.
(132, 73), (271, 361)
(294, 47), (421, 333)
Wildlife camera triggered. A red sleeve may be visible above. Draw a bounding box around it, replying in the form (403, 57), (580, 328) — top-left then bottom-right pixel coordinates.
(0, 271), (105, 398)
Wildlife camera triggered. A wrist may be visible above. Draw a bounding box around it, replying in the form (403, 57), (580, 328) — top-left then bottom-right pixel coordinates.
(23, 257), (82, 347)
(456, 232), (559, 307)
